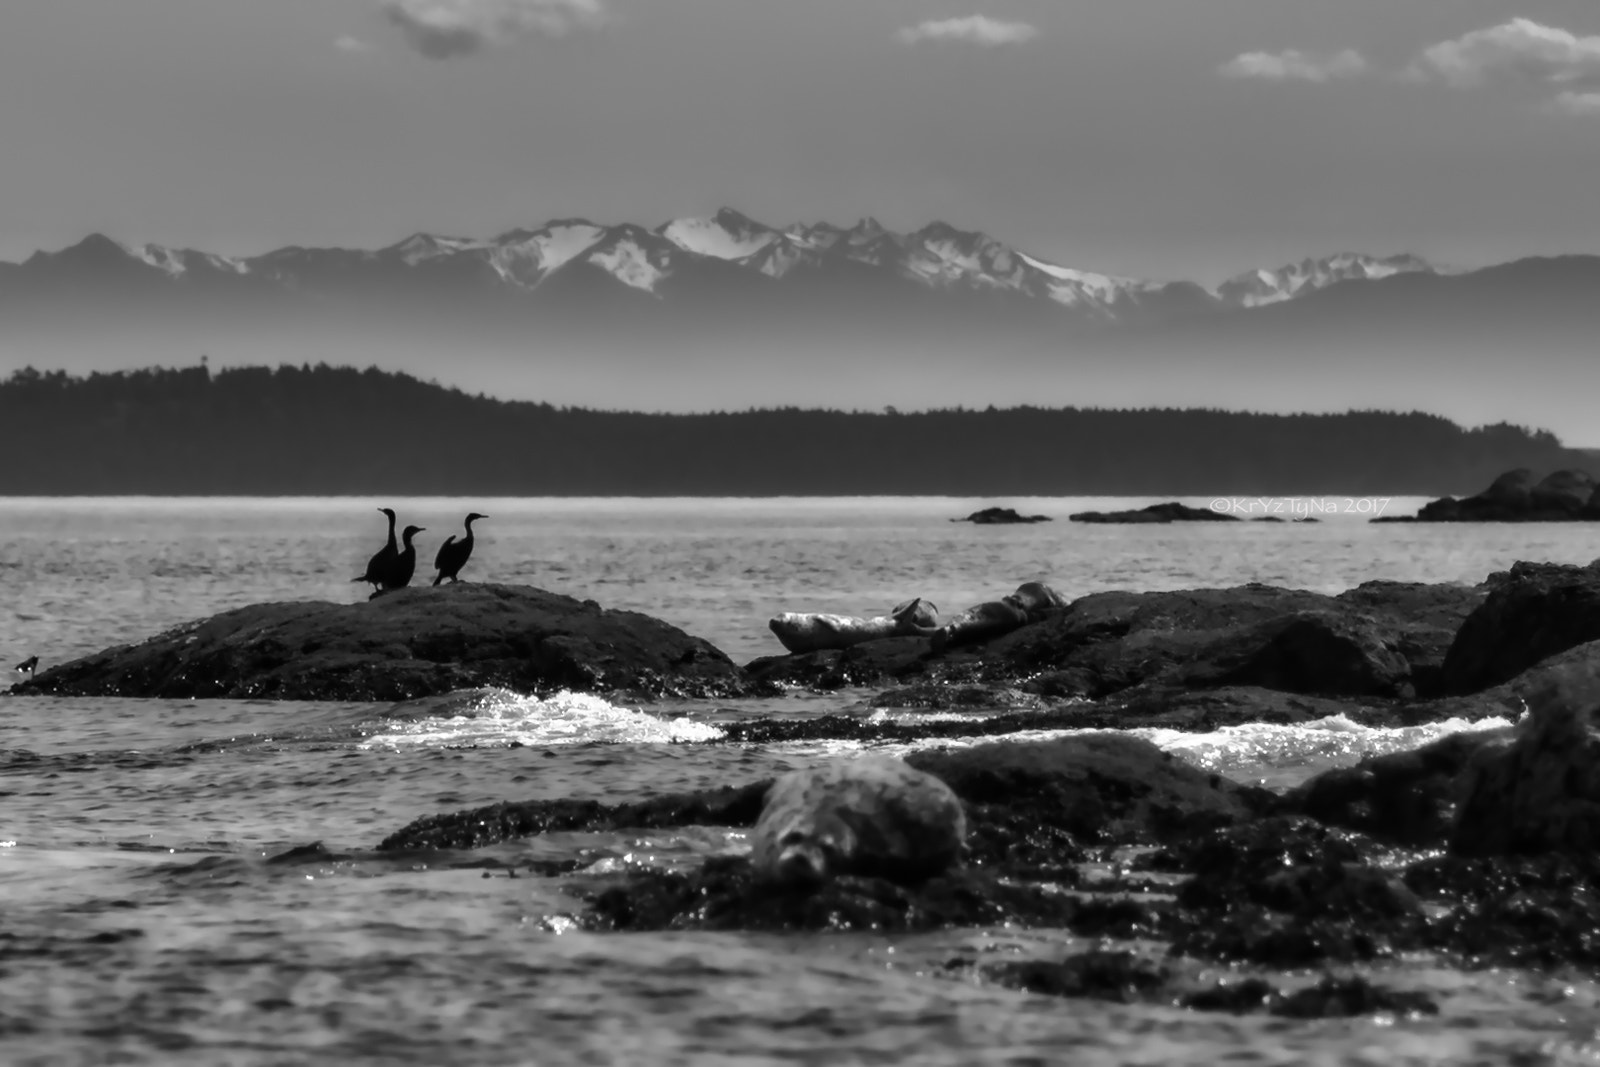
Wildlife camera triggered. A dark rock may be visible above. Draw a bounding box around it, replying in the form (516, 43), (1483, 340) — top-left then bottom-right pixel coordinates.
(1162, 817), (1424, 967)
(1440, 561), (1600, 694)
(744, 636), (932, 690)
(578, 856), (1080, 934)
(982, 951), (1168, 1003)
(1406, 852), (1600, 968)
(906, 734), (1270, 851)
(1178, 977), (1279, 1014)
(870, 682), (1048, 713)
(1269, 975), (1438, 1019)
(1068, 502), (1239, 524)
(11, 583), (753, 701)
(954, 507), (1052, 524)
(1380, 468), (1600, 522)
(1451, 657), (1600, 856)
(748, 578), (1486, 699)
(984, 581), (1483, 700)
(378, 781), (772, 852)
(1287, 726), (1515, 847)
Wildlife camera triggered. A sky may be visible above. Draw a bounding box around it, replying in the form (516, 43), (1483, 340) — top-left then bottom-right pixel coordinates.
(2, 0), (1599, 283)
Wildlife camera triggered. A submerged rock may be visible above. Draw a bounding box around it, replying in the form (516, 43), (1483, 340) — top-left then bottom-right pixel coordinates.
(13, 583), (753, 701)
(749, 756), (967, 889)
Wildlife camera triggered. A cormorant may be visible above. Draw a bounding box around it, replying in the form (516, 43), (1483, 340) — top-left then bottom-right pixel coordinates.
(15, 655), (38, 677)
(433, 512), (488, 585)
(375, 525), (425, 595)
(353, 507), (398, 593)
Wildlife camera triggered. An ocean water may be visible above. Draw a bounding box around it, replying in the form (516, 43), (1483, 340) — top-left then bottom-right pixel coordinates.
(4, 496), (1600, 1066)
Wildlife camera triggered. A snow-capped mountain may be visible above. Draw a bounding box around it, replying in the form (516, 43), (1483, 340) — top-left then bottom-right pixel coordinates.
(1, 211), (1457, 319)
(1215, 252), (1434, 308)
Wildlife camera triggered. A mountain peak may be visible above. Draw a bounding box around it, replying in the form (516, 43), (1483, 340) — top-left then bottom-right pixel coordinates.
(658, 209), (778, 261)
(1216, 251), (1435, 308)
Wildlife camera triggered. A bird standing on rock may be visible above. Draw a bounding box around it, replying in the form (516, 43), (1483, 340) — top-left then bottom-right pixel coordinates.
(353, 507), (398, 593)
(433, 513), (487, 585)
(15, 655), (38, 677)
(374, 525), (425, 597)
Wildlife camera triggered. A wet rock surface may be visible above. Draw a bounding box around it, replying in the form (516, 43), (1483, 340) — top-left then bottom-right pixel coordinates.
(369, 625), (1600, 1015)
(10, 583), (756, 701)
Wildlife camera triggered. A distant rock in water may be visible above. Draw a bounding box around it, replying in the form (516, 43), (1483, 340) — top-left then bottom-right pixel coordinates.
(11, 583), (752, 702)
(954, 507), (1052, 524)
(1377, 468), (1600, 522)
(1069, 502), (1239, 524)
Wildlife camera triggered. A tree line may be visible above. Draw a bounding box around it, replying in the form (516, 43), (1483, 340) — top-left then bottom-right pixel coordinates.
(0, 363), (1582, 496)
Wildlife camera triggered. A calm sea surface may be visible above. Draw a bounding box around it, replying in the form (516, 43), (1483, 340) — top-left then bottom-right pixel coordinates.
(3, 496), (1599, 1066)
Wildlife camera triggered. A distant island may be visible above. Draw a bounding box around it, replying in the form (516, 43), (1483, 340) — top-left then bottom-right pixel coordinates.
(0, 363), (1587, 497)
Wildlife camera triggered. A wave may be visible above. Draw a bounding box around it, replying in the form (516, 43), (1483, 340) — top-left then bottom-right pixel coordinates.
(360, 688), (725, 749)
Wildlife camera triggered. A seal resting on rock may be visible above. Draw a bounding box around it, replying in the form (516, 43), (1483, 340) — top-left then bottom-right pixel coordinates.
(768, 597), (940, 654)
(928, 581), (1068, 652)
(749, 755), (968, 890)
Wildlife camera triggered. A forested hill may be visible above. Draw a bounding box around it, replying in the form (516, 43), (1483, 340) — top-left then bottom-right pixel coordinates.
(0, 364), (1583, 496)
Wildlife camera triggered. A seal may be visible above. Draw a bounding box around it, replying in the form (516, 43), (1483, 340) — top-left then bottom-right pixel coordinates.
(768, 597), (940, 654)
(749, 755), (968, 890)
(928, 581), (1068, 652)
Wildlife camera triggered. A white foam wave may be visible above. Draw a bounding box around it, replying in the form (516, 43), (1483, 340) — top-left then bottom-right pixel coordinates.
(767, 713), (1515, 791)
(359, 688), (724, 750)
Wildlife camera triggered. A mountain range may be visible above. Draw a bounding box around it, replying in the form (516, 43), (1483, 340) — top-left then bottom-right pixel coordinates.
(2, 208), (1596, 442)
(0, 208), (1446, 320)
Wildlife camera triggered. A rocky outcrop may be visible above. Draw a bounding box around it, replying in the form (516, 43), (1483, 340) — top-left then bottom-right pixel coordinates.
(1451, 658), (1600, 855)
(976, 581), (1484, 700)
(1068, 502), (1238, 524)
(1285, 727), (1515, 847)
(955, 507), (1052, 524)
(1379, 468), (1600, 522)
(1439, 561), (1600, 693)
(747, 580), (1486, 698)
(10, 583), (753, 701)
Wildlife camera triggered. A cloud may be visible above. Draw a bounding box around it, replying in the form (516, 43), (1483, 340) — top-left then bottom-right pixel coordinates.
(1551, 90), (1600, 116)
(1218, 48), (1367, 83)
(894, 16), (1039, 48)
(381, 0), (606, 59)
(336, 35), (376, 54)
(1407, 18), (1600, 89)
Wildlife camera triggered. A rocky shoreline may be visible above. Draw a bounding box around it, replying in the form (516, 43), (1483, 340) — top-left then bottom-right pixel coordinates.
(19, 557), (1600, 1017)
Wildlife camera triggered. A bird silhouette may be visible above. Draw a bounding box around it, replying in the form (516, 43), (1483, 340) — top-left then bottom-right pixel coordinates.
(433, 512), (487, 585)
(373, 525), (425, 597)
(353, 507), (398, 593)
(15, 655), (38, 677)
